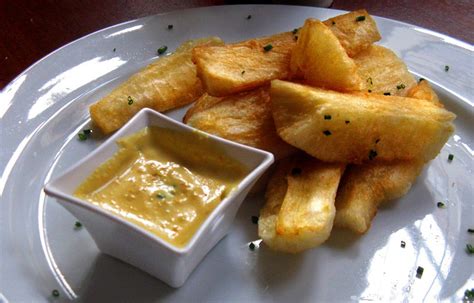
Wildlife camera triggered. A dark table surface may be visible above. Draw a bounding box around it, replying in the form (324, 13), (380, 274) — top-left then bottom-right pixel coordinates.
(1, 0), (472, 90)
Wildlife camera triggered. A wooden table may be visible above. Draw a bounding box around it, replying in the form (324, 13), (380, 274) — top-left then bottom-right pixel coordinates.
(1, 0), (472, 89)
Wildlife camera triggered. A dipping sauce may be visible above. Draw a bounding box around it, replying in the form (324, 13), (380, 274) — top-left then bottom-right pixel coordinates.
(74, 126), (247, 247)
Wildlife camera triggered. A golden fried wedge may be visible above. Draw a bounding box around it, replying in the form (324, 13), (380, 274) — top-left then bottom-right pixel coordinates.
(192, 32), (296, 97)
(407, 79), (443, 107)
(334, 160), (423, 234)
(354, 45), (417, 96)
(183, 87), (296, 160)
(323, 9), (381, 57)
(290, 19), (363, 91)
(271, 80), (456, 163)
(90, 37), (224, 134)
(259, 155), (345, 253)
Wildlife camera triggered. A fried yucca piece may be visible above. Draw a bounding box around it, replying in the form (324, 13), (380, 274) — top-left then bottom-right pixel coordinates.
(290, 19), (363, 92)
(323, 9), (381, 57)
(90, 37), (224, 134)
(334, 160), (423, 233)
(183, 87), (296, 160)
(271, 80), (456, 163)
(407, 79), (443, 107)
(354, 45), (417, 96)
(192, 32), (296, 97)
(259, 155), (345, 253)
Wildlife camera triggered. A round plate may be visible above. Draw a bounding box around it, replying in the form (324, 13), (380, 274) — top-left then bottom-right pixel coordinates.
(1, 5), (473, 302)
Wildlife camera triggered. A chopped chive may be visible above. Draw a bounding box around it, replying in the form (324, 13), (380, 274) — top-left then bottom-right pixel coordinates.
(367, 77), (373, 85)
(74, 221), (82, 229)
(324, 114), (332, 120)
(323, 130), (332, 136)
(345, 120), (350, 124)
(383, 92), (391, 96)
(127, 96), (134, 105)
(292, 28), (298, 34)
(263, 44), (273, 52)
(246, 14), (252, 20)
(167, 24), (173, 30)
(113, 48), (116, 52)
(156, 193), (165, 200)
(251, 216), (259, 224)
(52, 289), (60, 297)
(401, 241), (406, 248)
(157, 45), (168, 55)
(291, 167), (302, 176)
(241, 70), (245, 75)
(437, 202), (445, 208)
(465, 289), (474, 300)
(355, 16), (366, 22)
(249, 242), (256, 250)
(83, 129), (92, 135)
(78, 133), (87, 141)
(368, 150), (378, 160)
(368, 89), (372, 93)
(331, 21), (336, 25)
(416, 266), (424, 279)
(448, 154), (454, 161)
(397, 84), (406, 90)
(419, 78), (425, 82)
(375, 139), (380, 144)
(444, 65), (449, 72)
(466, 244), (474, 254)
(468, 229), (474, 233)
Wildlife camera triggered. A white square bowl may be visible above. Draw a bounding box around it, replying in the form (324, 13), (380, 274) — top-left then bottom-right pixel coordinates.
(44, 108), (274, 288)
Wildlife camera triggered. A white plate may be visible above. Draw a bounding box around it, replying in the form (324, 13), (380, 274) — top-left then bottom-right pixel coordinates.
(1, 5), (473, 302)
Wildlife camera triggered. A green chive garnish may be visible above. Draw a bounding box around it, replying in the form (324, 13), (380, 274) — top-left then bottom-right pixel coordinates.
(368, 149), (378, 160)
(444, 65), (449, 72)
(323, 130), (331, 136)
(401, 241), (406, 248)
(466, 244), (474, 254)
(368, 89), (372, 93)
(419, 78), (425, 82)
(468, 229), (474, 233)
(345, 120), (350, 124)
(167, 24), (173, 30)
(263, 44), (273, 52)
(324, 114), (332, 120)
(127, 96), (134, 105)
(52, 289), (60, 298)
(78, 133), (87, 141)
(367, 77), (373, 85)
(246, 15), (252, 20)
(156, 194), (165, 200)
(437, 202), (445, 208)
(375, 139), (380, 144)
(448, 154), (454, 161)
(157, 45), (168, 55)
(397, 84), (406, 90)
(355, 16), (366, 22)
(465, 289), (474, 300)
(241, 70), (245, 75)
(249, 242), (256, 250)
(292, 28), (298, 35)
(416, 266), (424, 278)
(113, 48), (116, 52)
(384, 92), (391, 96)
(74, 221), (82, 229)
(251, 216), (259, 224)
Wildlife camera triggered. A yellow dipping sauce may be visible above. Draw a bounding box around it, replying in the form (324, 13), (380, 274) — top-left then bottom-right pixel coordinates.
(74, 126), (247, 248)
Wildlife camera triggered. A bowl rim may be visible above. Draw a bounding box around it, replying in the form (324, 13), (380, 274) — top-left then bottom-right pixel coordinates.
(43, 108), (274, 254)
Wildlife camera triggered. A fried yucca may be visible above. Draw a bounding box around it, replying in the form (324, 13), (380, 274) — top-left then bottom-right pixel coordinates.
(334, 160), (423, 233)
(290, 19), (363, 92)
(90, 37), (223, 134)
(407, 79), (443, 107)
(354, 45), (417, 96)
(192, 32), (296, 97)
(183, 87), (296, 160)
(271, 80), (456, 163)
(323, 9), (381, 57)
(259, 155), (345, 253)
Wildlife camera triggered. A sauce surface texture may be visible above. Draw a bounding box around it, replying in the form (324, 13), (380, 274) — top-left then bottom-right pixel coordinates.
(75, 126), (246, 247)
